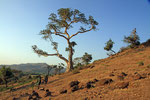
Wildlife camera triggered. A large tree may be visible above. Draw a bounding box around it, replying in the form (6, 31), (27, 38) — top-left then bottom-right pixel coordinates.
(32, 8), (98, 72)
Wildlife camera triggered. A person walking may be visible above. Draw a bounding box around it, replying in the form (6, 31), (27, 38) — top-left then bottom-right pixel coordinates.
(44, 75), (48, 84)
(37, 75), (41, 89)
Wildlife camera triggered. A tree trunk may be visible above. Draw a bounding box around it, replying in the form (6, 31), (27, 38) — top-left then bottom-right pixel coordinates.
(66, 40), (74, 72)
(5, 79), (7, 88)
(111, 50), (116, 54)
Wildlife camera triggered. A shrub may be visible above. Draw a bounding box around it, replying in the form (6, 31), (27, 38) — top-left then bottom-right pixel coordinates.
(138, 61), (144, 66)
(147, 64), (150, 68)
(123, 28), (140, 48)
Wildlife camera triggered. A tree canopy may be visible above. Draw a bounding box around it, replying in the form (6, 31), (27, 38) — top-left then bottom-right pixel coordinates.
(104, 39), (116, 54)
(32, 8), (98, 72)
(123, 28), (140, 48)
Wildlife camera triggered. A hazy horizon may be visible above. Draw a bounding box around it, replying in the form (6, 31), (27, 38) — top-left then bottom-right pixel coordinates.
(0, 0), (150, 65)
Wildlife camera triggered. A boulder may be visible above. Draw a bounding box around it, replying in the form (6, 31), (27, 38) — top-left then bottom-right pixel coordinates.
(69, 81), (80, 87)
(96, 78), (113, 86)
(60, 89), (67, 94)
(45, 89), (51, 97)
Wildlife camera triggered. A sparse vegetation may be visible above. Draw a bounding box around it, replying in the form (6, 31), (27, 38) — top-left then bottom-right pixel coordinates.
(137, 61), (144, 66)
(0, 66), (14, 87)
(147, 64), (150, 68)
(104, 39), (116, 55)
(123, 28), (140, 48)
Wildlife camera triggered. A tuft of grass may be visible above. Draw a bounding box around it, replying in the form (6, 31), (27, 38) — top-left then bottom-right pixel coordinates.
(147, 64), (150, 68)
(72, 68), (80, 74)
(139, 53), (143, 55)
(137, 61), (144, 66)
(149, 56), (150, 59)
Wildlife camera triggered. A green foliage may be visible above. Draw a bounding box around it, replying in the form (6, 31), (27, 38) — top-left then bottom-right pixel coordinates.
(65, 41), (77, 53)
(82, 52), (92, 65)
(137, 61), (144, 66)
(0, 66), (14, 87)
(123, 28), (140, 48)
(73, 52), (92, 68)
(32, 8), (98, 72)
(57, 63), (65, 74)
(104, 39), (115, 52)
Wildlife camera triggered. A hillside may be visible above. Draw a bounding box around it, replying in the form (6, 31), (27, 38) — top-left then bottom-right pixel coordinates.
(0, 41), (150, 100)
(0, 63), (49, 74)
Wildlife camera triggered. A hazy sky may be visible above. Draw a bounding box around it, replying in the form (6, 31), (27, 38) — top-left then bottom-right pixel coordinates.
(0, 0), (150, 65)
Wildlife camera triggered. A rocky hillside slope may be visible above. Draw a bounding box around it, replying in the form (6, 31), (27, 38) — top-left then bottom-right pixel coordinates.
(1, 40), (150, 100)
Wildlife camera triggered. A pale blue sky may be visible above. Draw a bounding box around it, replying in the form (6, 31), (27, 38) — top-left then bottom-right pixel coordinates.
(0, 0), (150, 65)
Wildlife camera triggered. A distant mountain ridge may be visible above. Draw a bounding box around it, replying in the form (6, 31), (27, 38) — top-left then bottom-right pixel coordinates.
(0, 63), (49, 74)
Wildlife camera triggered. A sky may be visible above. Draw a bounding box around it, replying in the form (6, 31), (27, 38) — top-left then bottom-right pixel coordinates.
(0, 0), (150, 65)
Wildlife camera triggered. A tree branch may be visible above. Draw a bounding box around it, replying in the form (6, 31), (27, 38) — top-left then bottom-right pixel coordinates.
(54, 32), (68, 40)
(69, 25), (94, 39)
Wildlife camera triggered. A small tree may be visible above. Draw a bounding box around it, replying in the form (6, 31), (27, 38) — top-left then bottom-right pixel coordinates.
(57, 63), (65, 74)
(82, 52), (92, 65)
(46, 65), (53, 76)
(32, 8), (98, 72)
(0, 66), (14, 87)
(46, 65), (57, 75)
(123, 28), (140, 48)
(104, 39), (116, 54)
(73, 57), (83, 68)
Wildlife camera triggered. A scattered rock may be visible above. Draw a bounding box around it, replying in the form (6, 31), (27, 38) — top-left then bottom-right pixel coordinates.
(60, 89), (67, 94)
(71, 85), (79, 92)
(93, 78), (99, 82)
(69, 81), (80, 87)
(20, 93), (30, 97)
(109, 73), (115, 77)
(31, 90), (40, 97)
(86, 82), (94, 89)
(121, 72), (127, 76)
(28, 95), (32, 100)
(117, 75), (124, 80)
(96, 78), (113, 86)
(115, 82), (129, 89)
(40, 88), (45, 91)
(133, 73), (145, 80)
(28, 90), (41, 100)
(45, 89), (51, 97)
(78, 83), (85, 89)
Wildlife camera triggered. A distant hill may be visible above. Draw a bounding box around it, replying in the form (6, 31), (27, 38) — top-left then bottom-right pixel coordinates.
(0, 63), (55, 74)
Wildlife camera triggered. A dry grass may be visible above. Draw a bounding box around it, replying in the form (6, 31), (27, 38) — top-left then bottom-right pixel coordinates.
(1, 45), (150, 100)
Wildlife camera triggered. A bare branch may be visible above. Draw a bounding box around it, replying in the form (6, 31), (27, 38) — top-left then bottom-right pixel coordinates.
(32, 45), (68, 63)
